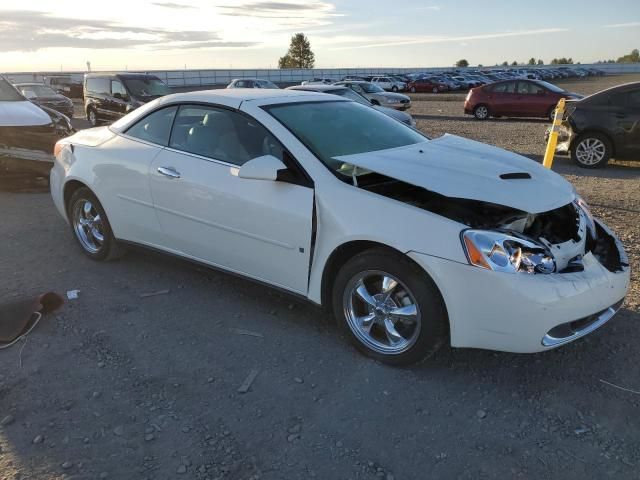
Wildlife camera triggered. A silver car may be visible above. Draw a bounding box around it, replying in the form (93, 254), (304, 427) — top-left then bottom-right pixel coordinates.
(226, 78), (279, 89)
(334, 81), (411, 111)
(286, 85), (416, 127)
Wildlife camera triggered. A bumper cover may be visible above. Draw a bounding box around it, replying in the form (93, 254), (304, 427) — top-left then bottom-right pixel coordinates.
(408, 221), (630, 353)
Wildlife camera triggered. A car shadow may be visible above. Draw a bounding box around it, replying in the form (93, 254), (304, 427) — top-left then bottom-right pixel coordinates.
(413, 114), (551, 124)
(522, 153), (640, 180)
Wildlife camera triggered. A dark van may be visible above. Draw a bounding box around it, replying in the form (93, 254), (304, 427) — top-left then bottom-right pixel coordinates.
(83, 73), (171, 126)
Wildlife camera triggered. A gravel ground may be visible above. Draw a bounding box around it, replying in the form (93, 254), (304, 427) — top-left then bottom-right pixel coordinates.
(0, 75), (638, 480)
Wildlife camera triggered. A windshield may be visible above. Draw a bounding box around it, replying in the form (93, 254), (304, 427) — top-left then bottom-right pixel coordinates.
(18, 85), (58, 97)
(328, 88), (371, 106)
(0, 78), (24, 101)
(266, 101), (426, 177)
(257, 80), (279, 89)
(538, 81), (566, 93)
(123, 78), (171, 98)
(361, 82), (384, 93)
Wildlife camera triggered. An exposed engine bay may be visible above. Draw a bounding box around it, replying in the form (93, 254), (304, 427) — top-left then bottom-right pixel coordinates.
(359, 174), (626, 274)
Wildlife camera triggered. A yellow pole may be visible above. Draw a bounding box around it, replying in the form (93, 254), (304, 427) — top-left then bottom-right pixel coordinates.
(542, 98), (566, 169)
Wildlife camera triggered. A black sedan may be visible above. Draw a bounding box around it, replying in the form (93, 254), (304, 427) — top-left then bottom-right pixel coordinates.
(0, 76), (74, 178)
(15, 82), (75, 118)
(555, 81), (640, 168)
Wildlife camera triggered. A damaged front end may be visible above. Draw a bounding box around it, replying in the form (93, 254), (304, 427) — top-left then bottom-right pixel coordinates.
(361, 176), (627, 275)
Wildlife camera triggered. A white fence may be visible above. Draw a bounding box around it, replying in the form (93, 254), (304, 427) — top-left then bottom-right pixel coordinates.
(4, 63), (640, 88)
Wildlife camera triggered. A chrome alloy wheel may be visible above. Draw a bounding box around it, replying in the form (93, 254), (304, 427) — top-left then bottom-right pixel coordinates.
(575, 138), (606, 166)
(343, 271), (421, 355)
(72, 199), (105, 254)
(474, 105), (488, 119)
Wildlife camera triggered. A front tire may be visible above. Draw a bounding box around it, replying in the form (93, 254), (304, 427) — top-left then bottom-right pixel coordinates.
(68, 187), (125, 261)
(332, 249), (448, 366)
(87, 108), (98, 126)
(572, 133), (612, 168)
(473, 104), (490, 120)
(391, 86), (398, 92)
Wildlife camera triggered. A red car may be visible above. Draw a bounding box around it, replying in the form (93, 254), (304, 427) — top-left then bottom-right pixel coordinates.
(406, 78), (449, 93)
(464, 79), (583, 120)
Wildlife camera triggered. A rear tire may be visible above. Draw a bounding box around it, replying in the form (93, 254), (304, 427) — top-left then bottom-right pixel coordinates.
(473, 104), (490, 120)
(410, 86), (416, 93)
(332, 248), (448, 366)
(67, 187), (126, 261)
(432, 87), (438, 93)
(391, 86), (398, 92)
(571, 133), (612, 169)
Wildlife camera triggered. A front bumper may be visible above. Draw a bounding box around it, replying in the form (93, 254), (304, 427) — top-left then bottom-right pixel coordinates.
(408, 221), (630, 353)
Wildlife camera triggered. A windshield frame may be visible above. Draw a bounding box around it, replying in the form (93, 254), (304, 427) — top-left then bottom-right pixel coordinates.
(262, 99), (428, 180)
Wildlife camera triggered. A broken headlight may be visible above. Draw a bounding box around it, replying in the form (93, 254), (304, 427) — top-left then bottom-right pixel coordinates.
(462, 230), (556, 274)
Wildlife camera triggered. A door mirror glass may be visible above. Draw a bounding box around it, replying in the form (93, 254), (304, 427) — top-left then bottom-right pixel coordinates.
(238, 155), (287, 181)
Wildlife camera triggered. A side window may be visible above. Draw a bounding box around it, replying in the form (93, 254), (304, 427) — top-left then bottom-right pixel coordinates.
(86, 78), (109, 94)
(351, 84), (364, 93)
(111, 80), (127, 97)
(125, 106), (178, 146)
(169, 105), (284, 166)
(492, 82), (516, 93)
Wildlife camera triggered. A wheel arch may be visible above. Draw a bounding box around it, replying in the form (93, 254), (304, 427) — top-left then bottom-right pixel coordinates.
(63, 179), (94, 215)
(319, 241), (449, 326)
(570, 128), (616, 157)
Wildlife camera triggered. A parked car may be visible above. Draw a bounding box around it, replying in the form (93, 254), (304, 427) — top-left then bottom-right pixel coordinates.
(226, 78), (279, 89)
(341, 75), (367, 82)
(370, 76), (406, 92)
(552, 82), (640, 168)
(334, 81), (411, 110)
(464, 79), (583, 120)
(286, 85), (416, 127)
(15, 82), (75, 118)
(84, 73), (171, 126)
(406, 78), (448, 93)
(0, 75), (74, 178)
(50, 89), (629, 365)
(44, 75), (83, 98)
(301, 78), (334, 85)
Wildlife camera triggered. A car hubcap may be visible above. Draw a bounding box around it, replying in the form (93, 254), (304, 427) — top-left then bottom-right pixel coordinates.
(476, 106), (488, 119)
(343, 271), (421, 355)
(73, 199), (105, 253)
(576, 138), (606, 165)
(89, 111), (96, 124)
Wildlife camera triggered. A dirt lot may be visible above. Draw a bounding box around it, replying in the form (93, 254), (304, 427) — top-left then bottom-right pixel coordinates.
(0, 75), (639, 480)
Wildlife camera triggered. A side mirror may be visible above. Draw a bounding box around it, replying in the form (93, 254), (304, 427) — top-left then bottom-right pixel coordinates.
(238, 155), (287, 181)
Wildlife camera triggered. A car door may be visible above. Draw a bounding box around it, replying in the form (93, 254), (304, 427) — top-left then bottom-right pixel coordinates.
(110, 80), (129, 119)
(515, 81), (547, 117)
(100, 105), (178, 244)
(148, 104), (315, 294)
(610, 89), (640, 158)
(488, 81), (517, 116)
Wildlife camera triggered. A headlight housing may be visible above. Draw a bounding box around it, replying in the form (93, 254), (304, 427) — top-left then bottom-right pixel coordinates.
(386, 98), (400, 103)
(462, 230), (555, 274)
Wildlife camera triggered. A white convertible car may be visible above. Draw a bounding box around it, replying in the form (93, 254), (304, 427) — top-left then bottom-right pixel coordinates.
(50, 89), (630, 365)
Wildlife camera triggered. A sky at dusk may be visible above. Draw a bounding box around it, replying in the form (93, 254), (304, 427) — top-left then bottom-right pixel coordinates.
(0, 0), (638, 72)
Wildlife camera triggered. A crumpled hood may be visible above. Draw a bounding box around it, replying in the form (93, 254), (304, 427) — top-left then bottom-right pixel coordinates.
(334, 134), (575, 214)
(0, 101), (52, 127)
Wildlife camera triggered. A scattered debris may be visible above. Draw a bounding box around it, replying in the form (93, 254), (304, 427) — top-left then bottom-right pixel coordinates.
(139, 289), (170, 298)
(32, 434), (44, 444)
(294, 377), (304, 384)
(66, 290), (80, 300)
(61, 461), (73, 470)
(600, 379), (640, 395)
(230, 328), (263, 338)
(477, 409), (487, 419)
(237, 369), (259, 394)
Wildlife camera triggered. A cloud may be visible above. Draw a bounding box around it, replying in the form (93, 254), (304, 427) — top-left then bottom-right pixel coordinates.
(152, 2), (196, 8)
(217, 1), (341, 26)
(417, 6), (441, 11)
(0, 10), (257, 52)
(603, 22), (640, 28)
(329, 28), (570, 50)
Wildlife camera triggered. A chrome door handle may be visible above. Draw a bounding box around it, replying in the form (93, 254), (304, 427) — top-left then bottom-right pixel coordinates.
(157, 167), (180, 179)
